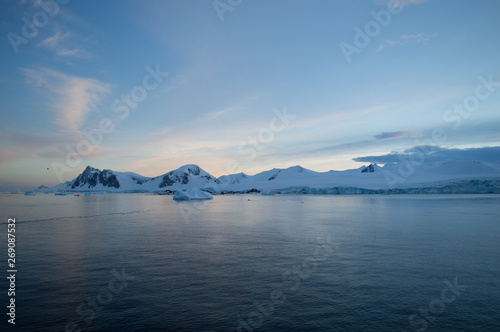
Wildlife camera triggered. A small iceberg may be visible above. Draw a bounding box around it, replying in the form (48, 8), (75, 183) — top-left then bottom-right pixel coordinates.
(173, 188), (213, 201)
(25, 191), (36, 196)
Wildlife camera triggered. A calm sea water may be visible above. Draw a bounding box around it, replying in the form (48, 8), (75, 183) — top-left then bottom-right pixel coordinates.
(1, 193), (499, 331)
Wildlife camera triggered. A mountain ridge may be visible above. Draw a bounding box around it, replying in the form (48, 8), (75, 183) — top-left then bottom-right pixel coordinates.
(37, 160), (500, 194)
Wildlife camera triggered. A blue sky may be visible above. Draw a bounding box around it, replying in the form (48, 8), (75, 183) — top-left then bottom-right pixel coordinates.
(1, 0), (500, 190)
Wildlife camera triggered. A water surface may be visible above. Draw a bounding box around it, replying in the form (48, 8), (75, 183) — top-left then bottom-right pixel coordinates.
(1, 193), (499, 331)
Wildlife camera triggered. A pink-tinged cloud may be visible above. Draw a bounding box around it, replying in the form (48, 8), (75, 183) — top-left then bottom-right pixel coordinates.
(21, 67), (111, 132)
(374, 131), (414, 140)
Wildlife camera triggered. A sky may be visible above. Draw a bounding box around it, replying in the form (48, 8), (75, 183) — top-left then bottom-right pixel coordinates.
(0, 0), (499, 190)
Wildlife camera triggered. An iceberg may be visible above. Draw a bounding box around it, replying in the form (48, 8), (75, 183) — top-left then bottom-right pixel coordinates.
(173, 188), (213, 201)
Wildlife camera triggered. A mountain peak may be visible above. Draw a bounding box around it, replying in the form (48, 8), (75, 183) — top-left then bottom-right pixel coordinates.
(184, 164), (201, 175)
(158, 164), (220, 188)
(72, 166), (119, 189)
(361, 164), (375, 173)
(217, 172), (248, 185)
(287, 165), (305, 172)
(83, 165), (100, 173)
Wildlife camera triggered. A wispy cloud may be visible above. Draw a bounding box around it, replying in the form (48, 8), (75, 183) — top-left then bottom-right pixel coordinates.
(21, 67), (111, 132)
(151, 96), (259, 141)
(38, 31), (70, 48)
(290, 103), (395, 131)
(37, 30), (92, 58)
(0, 129), (69, 166)
(163, 73), (189, 93)
(196, 99), (255, 122)
(376, 33), (437, 52)
(1, 68), (110, 169)
(374, 0), (432, 8)
(374, 131), (415, 140)
(401, 33), (434, 43)
(197, 105), (239, 122)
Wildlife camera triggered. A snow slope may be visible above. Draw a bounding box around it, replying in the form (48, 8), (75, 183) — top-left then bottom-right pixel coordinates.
(219, 162), (500, 192)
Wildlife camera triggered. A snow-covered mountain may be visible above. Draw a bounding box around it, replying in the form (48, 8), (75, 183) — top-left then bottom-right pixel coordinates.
(34, 185), (50, 191)
(46, 161), (500, 194)
(55, 164), (221, 193)
(361, 164), (375, 173)
(154, 164), (221, 189)
(218, 172), (249, 185)
(217, 164), (388, 192)
(215, 161), (499, 193)
(71, 166), (122, 189)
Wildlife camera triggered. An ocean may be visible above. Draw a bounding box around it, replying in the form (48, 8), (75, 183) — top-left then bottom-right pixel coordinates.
(1, 193), (499, 331)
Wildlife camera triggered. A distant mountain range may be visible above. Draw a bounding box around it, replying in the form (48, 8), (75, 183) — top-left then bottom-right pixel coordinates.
(34, 161), (500, 194)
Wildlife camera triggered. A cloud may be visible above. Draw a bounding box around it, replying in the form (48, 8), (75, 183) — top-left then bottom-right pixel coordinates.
(197, 104), (242, 122)
(377, 33), (437, 52)
(374, 131), (414, 140)
(374, 0), (431, 8)
(38, 31), (71, 48)
(163, 73), (189, 93)
(0, 128), (78, 167)
(196, 98), (256, 122)
(1, 67), (111, 169)
(353, 146), (500, 164)
(37, 27), (92, 59)
(21, 67), (111, 132)
(400, 33), (433, 43)
(291, 103), (395, 130)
